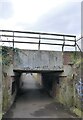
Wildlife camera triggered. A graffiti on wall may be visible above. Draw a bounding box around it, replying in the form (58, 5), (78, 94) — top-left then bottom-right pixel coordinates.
(76, 78), (83, 101)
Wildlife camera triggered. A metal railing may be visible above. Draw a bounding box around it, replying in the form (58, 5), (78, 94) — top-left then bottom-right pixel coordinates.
(76, 36), (82, 52)
(0, 29), (78, 51)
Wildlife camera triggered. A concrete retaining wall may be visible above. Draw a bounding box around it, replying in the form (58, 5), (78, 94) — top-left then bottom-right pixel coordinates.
(2, 47), (17, 115)
(54, 52), (82, 117)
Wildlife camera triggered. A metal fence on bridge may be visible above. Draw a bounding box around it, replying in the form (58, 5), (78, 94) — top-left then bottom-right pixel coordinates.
(0, 29), (81, 52)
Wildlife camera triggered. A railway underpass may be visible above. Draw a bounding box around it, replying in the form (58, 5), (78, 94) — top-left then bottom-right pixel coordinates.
(0, 30), (82, 119)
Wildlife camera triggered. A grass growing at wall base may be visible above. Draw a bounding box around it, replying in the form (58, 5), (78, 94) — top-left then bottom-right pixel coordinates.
(70, 107), (83, 118)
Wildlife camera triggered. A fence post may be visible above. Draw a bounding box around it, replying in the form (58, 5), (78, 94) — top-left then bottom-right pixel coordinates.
(13, 32), (14, 49)
(75, 37), (77, 59)
(13, 32), (14, 64)
(62, 36), (65, 52)
(38, 35), (40, 50)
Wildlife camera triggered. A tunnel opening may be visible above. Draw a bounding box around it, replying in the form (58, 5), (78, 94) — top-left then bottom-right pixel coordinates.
(14, 72), (50, 99)
(13, 71), (61, 101)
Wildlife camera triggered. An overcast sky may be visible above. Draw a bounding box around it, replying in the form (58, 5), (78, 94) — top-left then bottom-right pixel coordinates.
(0, 0), (82, 50)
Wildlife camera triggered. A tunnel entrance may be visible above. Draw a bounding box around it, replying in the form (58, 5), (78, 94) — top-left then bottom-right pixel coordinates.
(15, 73), (52, 103)
(14, 71), (61, 99)
(10, 71), (63, 106)
(3, 71), (78, 118)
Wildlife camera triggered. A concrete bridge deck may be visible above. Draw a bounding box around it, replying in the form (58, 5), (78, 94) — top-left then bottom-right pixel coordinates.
(14, 50), (64, 72)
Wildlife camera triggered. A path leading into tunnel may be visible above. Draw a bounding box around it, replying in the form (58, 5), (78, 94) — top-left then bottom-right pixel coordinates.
(3, 73), (77, 118)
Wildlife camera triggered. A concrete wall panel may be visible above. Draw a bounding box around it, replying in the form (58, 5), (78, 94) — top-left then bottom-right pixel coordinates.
(14, 50), (63, 71)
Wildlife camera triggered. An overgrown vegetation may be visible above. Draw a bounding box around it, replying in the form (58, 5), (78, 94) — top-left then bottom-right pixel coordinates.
(2, 46), (20, 65)
(2, 46), (21, 112)
(70, 52), (81, 64)
(2, 46), (13, 66)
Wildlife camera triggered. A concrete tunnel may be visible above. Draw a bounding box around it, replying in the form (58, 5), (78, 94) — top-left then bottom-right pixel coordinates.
(12, 50), (64, 98)
(12, 70), (62, 98)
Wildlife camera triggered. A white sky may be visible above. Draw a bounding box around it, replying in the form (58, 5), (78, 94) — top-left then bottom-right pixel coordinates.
(1, 0), (68, 29)
(0, 0), (82, 50)
(0, 0), (81, 31)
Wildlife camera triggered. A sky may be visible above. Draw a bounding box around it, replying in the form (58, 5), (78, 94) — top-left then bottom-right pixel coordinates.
(0, 0), (82, 50)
